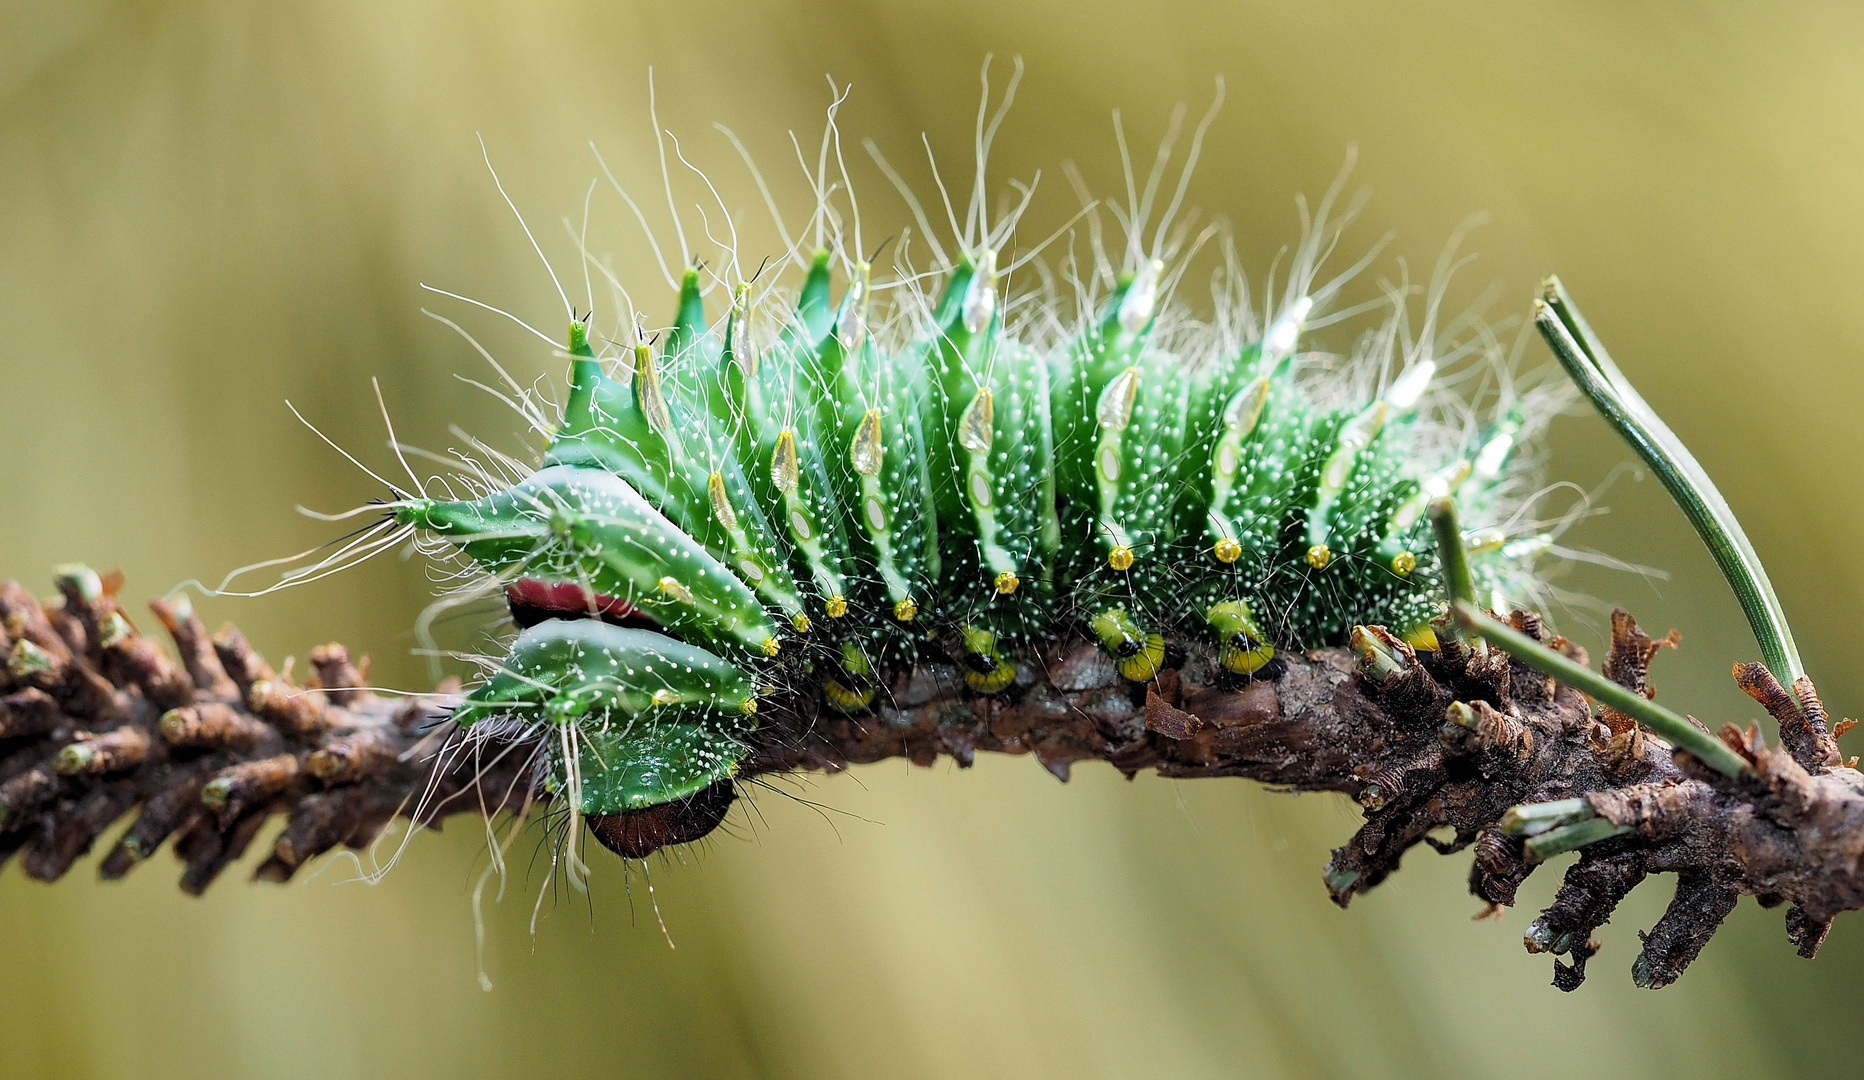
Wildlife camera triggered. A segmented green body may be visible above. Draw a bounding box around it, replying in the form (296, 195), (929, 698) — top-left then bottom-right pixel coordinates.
(401, 246), (1542, 820)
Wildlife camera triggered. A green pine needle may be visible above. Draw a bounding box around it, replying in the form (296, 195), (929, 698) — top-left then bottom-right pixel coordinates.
(1535, 277), (1805, 696)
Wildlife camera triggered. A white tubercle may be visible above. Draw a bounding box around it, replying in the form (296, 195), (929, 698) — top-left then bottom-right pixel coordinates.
(729, 284), (756, 377)
(1474, 428), (1515, 480)
(1424, 459), (1472, 499)
(1117, 259), (1164, 335)
(1499, 534), (1553, 560)
(1388, 459), (1470, 534)
(771, 430), (799, 493)
(1384, 360), (1437, 411)
(1261, 295), (1314, 366)
(1096, 367), (1141, 431)
(962, 249), (998, 335)
(838, 264), (869, 350)
(849, 409), (884, 475)
(958, 388), (995, 452)
(1317, 401), (1387, 495)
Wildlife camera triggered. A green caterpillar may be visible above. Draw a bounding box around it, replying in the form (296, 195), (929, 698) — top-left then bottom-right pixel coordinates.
(386, 120), (1559, 860)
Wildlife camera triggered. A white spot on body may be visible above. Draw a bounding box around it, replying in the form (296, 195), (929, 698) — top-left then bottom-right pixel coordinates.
(1098, 447), (1121, 483)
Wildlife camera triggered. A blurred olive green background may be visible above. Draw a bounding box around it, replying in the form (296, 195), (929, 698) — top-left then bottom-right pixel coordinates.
(6, 2), (1864, 1077)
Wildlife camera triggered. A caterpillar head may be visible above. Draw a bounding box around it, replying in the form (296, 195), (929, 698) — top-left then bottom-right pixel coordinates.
(447, 615), (760, 858)
(586, 778), (738, 859)
(396, 465), (783, 661)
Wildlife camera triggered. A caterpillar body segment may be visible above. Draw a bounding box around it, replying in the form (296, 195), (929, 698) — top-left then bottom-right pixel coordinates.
(407, 191), (1556, 860)
(957, 341), (1058, 601)
(398, 465), (782, 660)
(548, 291), (804, 623)
(454, 619), (757, 731)
(1215, 362), (1317, 569)
(827, 267), (941, 625)
(844, 379), (939, 619)
(914, 250), (1063, 643)
(1102, 350), (1192, 570)
(746, 255), (861, 618)
(922, 252), (997, 527)
(1049, 272), (1155, 520)
(452, 619), (756, 813)
(1306, 399), (1390, 560)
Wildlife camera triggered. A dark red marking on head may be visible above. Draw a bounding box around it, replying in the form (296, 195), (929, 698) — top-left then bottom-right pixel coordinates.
(586, 778), (737, 859)
(506, 578), (656, 630)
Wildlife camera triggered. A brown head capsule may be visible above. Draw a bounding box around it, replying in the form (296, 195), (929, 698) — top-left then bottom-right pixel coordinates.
(585, 778), (737, 859)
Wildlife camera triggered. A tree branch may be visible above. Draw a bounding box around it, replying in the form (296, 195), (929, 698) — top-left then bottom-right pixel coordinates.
(3, 567), (1859, 990)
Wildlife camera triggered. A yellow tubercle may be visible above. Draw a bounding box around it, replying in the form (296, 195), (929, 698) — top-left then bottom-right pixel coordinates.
(762, 636), (782, 657)
(1213, 537), (1242, 564)
(1306, 544), (1332, 569)
(1390, 550), (1417, 577)
(893, 597), (919, 622)
(1108, 546), (1134, 572)
(994, 571), (1020, 595)
(741, 697), (759, 715)
(791, 612), (812, 634)
(825, 595), (848, 618)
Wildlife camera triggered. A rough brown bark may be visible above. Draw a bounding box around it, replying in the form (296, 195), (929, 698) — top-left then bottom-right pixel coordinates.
(3, 568), (1861, 990)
